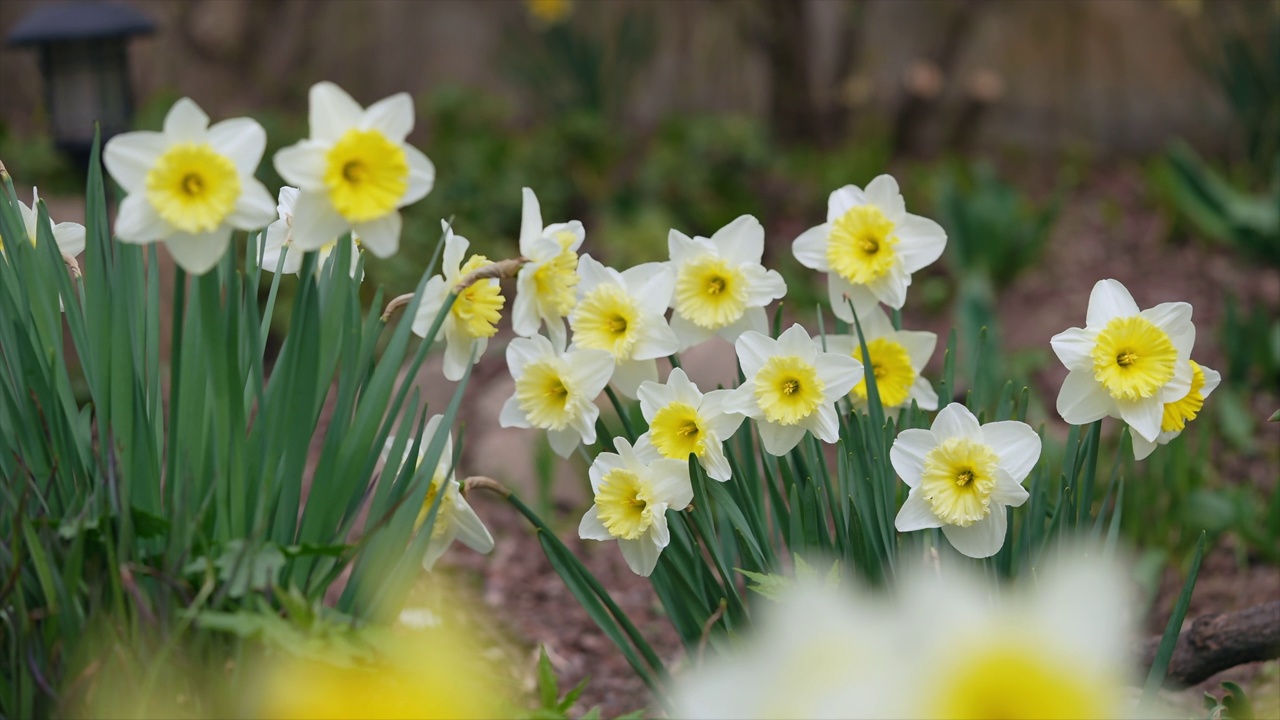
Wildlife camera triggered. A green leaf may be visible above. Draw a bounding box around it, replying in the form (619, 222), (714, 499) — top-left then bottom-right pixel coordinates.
(537, 646), (559, 709)
(1143, 532), (1205, 699)
(186, 540), (287, 599)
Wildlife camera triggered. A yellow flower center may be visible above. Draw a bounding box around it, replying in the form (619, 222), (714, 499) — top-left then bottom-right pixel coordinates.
(452, 255), (504, 339)
(515, 359), (576, 430)
(323, 128), (409, 222)
(413, 471), (453, 539)
(532, 246), (579, 317)
(827, 205), (899, 285)
(755, 355), (826, 425)
(850, 337), (916, 407)
(1161, 360), (1206, 433)
(927, 642), (1116, 719)
(920, 437), (999, 526)
(1090, 316), (1177, 401)
(145, 142), (241, 234)
(649, 401), (706, 460)
(674, 255), (748, 329)
(572, 284), (642, 359)
(595, 468), (656, 540)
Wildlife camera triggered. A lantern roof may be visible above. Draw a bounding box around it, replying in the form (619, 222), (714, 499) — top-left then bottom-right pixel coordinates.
(7, 1), (155, 47)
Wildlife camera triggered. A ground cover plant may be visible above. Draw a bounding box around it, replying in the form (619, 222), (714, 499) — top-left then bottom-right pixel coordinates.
(2, 69), (1278, 720)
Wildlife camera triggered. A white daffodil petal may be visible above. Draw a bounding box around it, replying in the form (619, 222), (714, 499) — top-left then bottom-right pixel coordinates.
(757, 421), (807, 456)
(1057, 370), (1115, 425)
(103, 131), (168, 194)
(1116, 396), (1162, 442)
(548, 428), (582, 458)
(52, 223), (86, 257)
(981, 421), (1042, 483)
(1143, 301), (1196, 356)
(941, 509), (1007, 558)
(362, 92), (414, 142)
(930, 403), (983, 443)
(792, 223), (831, 271)
(618, 537), (663, 577)
(402, 145), (436, 206)
(452, 496), (495, 553)
(352, 212), (401, 258)
(568, 348), (615, 397)
(735, 331), (776, 379)
(715, 214), (765, 266)
(273, 142), (329, 192)
(1132, 433), (1158, 461)
(889, 428), (934, 488)
(1086, 279), (1141, 328)
(1050, 326), (1097, 371)
(165, 228), (234, 275)
(990, 468), (1031, 507)
(519, 187), (544, 253)
(579, 508), (614, 541)
(115, 193), (169, 244)
(894, 214), (947, 273)
(309, 81), (364, 144)
(827, 185), (865, 221)
(611, 359), (658, 399)
(290, 190), (349, 250)
(208, 117), (266, 177)
(228, 178), (277, 230)
(498, 395), (529, 429)
(895, 489), (943, 531)
(163, 97), (210, 141)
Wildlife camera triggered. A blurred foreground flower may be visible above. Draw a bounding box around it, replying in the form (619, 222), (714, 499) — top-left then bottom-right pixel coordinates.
(578, 436), (692, 576)
(513, 187), (583, 348)
(104, 97), (275, 274)
(792, 175), (946, 318)
(637, 367), (744, 481)
(723, 324), (863, 455)
(824, 305), (938, 410)
(891, 403), (1040, 558)
(667, 215), (787, 350)
(262, 186), (361, 279)
(386, 415), (493, 571)
(674, 555), (1136, 719)
(1132, 359), (1221, 460)
(569, 254), (678, 398)
(1051, 279), (1195, 444)
(500, 334), (613, 457)
(412, 222), (505, 381)
(256, 624), (507, 719)
(274, 82), (435, 258)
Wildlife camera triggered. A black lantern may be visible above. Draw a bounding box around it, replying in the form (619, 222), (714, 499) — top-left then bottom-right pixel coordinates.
(7, 0), (154, 167)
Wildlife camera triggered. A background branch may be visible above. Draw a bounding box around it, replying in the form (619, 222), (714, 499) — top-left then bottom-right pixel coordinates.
(1141, 600), (1280, 688)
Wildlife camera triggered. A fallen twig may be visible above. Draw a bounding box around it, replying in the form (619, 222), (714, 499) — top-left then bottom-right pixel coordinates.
(1140, 600), (1280, 688)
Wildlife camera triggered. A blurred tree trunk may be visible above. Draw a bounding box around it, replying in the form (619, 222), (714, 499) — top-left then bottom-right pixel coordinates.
(752, 0), (819, 145)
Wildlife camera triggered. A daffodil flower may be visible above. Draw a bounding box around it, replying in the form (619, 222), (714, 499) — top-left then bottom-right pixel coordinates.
(578, 436), (692, 577)
(385, 415), (494, 571)
(891, 403), (1040, 558)
(273, 82), (435, 258)
(637, 367), (745, 481)
(1050, 278), (1195, 443)
(667, 215), (787, 350)
(261, 186), (361, 280)
(104, 97), (276, 274)
(412, 222), (505, 382)
(723, 324), (863, 456)
(900, 557), (1135, 719)
(568, 254), (678, 398)
(513, 187), (583, 348)
(2, 187), (85, 260)
(1131, 359), (1220, 460)
(823, 305), (938, 411)
(499, 334), (614, 457)
(792, 175), (946, 319)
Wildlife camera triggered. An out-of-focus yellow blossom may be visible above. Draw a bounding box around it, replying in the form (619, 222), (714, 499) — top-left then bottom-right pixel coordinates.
(256, 625), (508, 719)
(412, 222), (505, 382)
(1131, 359), (1221, 460)
(526, 0), (572, 25)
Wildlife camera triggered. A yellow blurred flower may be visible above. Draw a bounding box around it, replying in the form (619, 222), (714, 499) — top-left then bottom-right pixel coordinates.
(526, 0), (572, 25)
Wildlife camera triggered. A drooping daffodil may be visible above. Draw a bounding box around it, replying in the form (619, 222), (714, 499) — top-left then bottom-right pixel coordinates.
(637, 367), (745, 482)
(512, 187), (583, 348)
(792, 175), (946, 319)
(412, 222), (505, 382)
(667, 215), (787, 350)
(568, 254), (678, 398)
(104, 97), (276, 274)
(261, 186), (361, 280)
(723, 324), (863, 456)
(499, 333), (614, 458)
(1050, 278), (1195, 444)
(823, 305), (938, 411)
(385, 415), (494, 571)
(578, 435), (692, 577)
(1131, 359), (1221, 460)
(273, 82), (435, 258)
(891, 403), (1040, 558)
